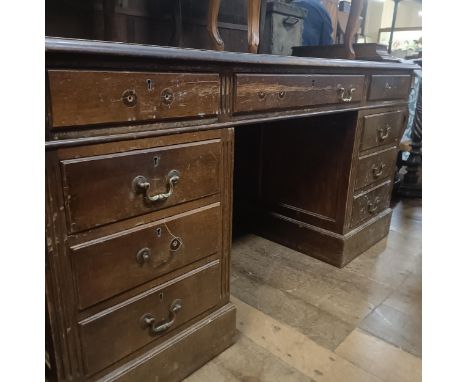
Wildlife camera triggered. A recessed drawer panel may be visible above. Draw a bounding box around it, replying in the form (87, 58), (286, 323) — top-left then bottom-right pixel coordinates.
(361, 110), (405, 151)
(234, 74), (365, 114)
(71, 204), (221, 309)
(61, 139), (221, 233)
(48, 70), (220, 127)
(79, 261), (221, 375)
(350, 181), (392, 228)
(368, 75), (411, 101)
(354, 148), (397, 190)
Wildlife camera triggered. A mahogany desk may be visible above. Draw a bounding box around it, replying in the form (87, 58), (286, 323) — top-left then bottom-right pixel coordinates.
(45, 37), (417, 381)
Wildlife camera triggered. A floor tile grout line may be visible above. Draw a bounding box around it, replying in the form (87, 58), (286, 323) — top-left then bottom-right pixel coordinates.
(334, 329), (421, 382)
(358, 325), (422, 359)
(232, 297), (388, 382)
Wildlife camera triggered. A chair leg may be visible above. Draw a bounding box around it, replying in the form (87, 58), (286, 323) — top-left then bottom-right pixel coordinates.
(247, 0), (261, 53)
(207, 0), (225, 51)
(343, 0), (364, 59)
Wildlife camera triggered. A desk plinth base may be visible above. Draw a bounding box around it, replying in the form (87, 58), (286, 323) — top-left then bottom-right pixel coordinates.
(257, 209), (392, 268)
(93, 303), (236, 382)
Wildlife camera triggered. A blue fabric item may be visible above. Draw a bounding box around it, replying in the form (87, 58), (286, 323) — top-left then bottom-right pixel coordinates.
(401, 67), (422, 160)
(293, 0), (334, 46)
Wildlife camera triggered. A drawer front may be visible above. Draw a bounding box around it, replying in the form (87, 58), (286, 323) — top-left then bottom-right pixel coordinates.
(354, 148), (397, 190)
(368, 75), (411, 101)
(234, 74), (365, 114)
(71, 204), (221, 309)
(361, 110), (404, 151)
(79, 261), (221, 375)
(350, 181), (392, 228)
(62, 140), (221, 233)
(48, 70), (220, 127)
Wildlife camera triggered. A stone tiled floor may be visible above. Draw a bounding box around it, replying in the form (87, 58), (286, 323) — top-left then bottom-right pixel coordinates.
(186, 198), (422, 382)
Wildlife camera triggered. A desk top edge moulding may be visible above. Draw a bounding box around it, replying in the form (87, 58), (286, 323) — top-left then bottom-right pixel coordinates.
(45, 37), (417, 70)
(45, 37), (417, 382)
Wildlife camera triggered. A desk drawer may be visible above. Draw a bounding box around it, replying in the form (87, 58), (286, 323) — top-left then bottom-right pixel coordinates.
(48, 70), (220, 127)
(361, 110), (404, 151)
(350, 181), (392, 228)
(61, 139), (221, 233)
(234, 74), (365, 114)
(354, 148), (397, 190)
(368, 75), (411, 101)
(71, 204), (221, 309)
(79, 260), (221, 375)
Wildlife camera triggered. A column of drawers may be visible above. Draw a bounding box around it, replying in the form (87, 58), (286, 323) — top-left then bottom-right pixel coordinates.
(349, 108), (407, 229)
(46, 70), (235, 381)
(346, 73), (411, 231)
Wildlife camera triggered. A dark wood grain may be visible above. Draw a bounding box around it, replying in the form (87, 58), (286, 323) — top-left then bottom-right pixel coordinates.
(256, 208), (392, 268)
(360, 110), (404, 151)
(45, 37), (419, 70)
(368, 75), (412, 101)
(61, 139), (221, 233)
(234, 74), (365, 114)
(48, 70), (220, 127)
(350, 181), (393, 228)
(99, 303), (236, 382)
(71, 204), (221, 309)
(257, 113), (356, 233)
(79, 260), (221, 375)
(354, 148), (398, 190)
(45, 37), (415, 382)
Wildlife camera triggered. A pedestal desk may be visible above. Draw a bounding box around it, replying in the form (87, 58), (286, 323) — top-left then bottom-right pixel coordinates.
(45, 37), (417, 381)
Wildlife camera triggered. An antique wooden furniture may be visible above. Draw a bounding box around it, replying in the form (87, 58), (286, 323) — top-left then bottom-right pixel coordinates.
(207, 0), (363, 56)
(45, 37), (416, 381)
(208, 0), (262, 53)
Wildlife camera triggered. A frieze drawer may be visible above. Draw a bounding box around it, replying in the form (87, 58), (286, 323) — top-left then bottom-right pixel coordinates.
(61, 139), (221, 233)
(70, 204), (222, 309)
(233, 74), (365, 114)
(78, 260), (222, 375)
(354, 148), (398, 190)
(368, 75), (412, 101)
(360, 110), (405, 151)
(48, 70), (220, 127)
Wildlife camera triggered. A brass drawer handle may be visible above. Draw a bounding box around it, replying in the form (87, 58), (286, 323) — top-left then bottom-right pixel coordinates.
(278, 91), (285, 98)
(136, 237), (181, 267)
(136, 247), (151, 265)
(367, 197), (381, 214)
(258, 91), (266, 100)
(122, 89), (138, 107)
(133, 170), (180, 203)
(338, 87), (356, 102)
(160, 88), (174, 105)
(140, 299), (182, 334)
(372, 163), (385, 178)
(377, 124), (391, 141)
(385, 82), (393, 90)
